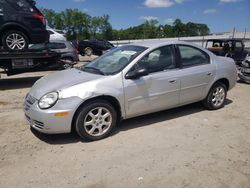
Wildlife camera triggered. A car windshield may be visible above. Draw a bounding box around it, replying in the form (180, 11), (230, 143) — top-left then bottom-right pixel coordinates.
(81, 45), (147, 75)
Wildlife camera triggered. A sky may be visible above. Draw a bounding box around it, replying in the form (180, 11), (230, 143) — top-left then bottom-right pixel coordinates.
(35, 0), (250, 33)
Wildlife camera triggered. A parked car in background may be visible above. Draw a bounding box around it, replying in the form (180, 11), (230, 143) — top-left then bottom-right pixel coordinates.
(47, 27), (66, 41)
(206, 39), (249, 65)
(77, 39), (114, 56)
(238, 55), (250, 83)
(29, 40), (78, 69)
(24, 41), (237, 141)
(0, 0), (49, 51)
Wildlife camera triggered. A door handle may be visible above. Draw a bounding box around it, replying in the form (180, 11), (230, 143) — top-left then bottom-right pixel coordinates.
(169, 79), (177, 83)
(206, 72), (212, 76)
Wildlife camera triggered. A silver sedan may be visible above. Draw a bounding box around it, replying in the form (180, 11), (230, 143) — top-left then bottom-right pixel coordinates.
(24, 41), (237, 141)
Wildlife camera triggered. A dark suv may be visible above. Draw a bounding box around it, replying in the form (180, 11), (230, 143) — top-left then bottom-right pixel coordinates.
(77, 39), (114, 56)
(0, 0), (49, 51)
(206, 39), (249, 64)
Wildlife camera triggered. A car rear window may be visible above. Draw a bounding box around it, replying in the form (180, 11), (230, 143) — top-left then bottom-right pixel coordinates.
(48, 43), (67, 49)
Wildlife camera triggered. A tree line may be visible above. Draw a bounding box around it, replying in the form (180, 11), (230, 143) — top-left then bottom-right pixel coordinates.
(42, 8), (210, 41)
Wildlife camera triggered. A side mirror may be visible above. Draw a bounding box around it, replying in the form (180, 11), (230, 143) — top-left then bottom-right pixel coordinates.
(125, 68), (148, 80)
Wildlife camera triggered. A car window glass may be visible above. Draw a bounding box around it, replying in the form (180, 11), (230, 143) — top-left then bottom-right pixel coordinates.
(7, 0), (34, 12)
(48, 43), (67, 49)
(82, 45), (147, 75)
(136, 45), (175, 74)
(29, 43), (46, 50)
(178, 45), (210, 68)
(235, 41), (243, 50)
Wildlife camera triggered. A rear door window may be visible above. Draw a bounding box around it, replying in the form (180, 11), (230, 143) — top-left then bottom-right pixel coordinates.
(178, 45), (210, 68)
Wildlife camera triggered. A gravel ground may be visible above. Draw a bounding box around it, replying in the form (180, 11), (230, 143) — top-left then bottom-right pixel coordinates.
(0, 61), (250, 188)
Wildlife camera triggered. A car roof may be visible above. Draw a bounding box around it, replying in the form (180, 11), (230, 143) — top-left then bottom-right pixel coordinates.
(127, 40), (198, 49)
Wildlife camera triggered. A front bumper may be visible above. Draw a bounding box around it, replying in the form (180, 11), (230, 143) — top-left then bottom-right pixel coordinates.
(238, 67), (250, 83)
(23, 94), (82, 134)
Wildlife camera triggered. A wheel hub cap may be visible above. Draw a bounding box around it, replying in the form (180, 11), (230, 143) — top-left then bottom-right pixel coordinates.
(6, 33), (25, 50)
(84, 107), (112, 137)
(212, 86), (225, 107)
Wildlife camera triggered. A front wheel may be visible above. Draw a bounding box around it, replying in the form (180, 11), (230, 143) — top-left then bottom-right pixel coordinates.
(75, 100), (117, 141)
(203, 82), (227, 110)
(2, 30), (29, 51)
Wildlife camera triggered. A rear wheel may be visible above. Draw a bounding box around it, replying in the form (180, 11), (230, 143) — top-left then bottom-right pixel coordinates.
(203, 82), (227, 110)
(2, 30), (29, 51)
(75, 100), (117, 141)
(84, 47), (93, 56)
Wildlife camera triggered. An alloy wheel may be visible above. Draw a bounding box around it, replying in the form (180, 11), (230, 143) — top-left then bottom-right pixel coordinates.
(83, 107), (112, 137)
(211, 86), (225, 107)
(6, 33), (26, 50)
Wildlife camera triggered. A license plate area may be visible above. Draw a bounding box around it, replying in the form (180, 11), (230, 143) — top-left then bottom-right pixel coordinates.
(11, 59), (34, 69)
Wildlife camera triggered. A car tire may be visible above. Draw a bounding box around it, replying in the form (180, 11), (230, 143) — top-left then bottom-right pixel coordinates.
(84, 47), (93, 56)
(203, 82), (227, 110)
(75, 100), (117, 141)
(61, 57), (74, 69)
(2, 30), (29, 51)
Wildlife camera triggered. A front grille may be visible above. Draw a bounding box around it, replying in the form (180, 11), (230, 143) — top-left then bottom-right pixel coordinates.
(33, 120), (44, 129)
(26, 94), (36, 105)
(24, 94), (37, 111)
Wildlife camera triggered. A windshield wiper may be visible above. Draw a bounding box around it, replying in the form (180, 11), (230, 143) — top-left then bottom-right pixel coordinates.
(82, 66), (105, 75)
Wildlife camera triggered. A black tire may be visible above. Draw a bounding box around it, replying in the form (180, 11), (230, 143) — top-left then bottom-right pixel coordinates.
(203, 82), (227, 110)
(84, 47), (93, 56)
(61, 57), (74, 69)
(75, 100), (117, 141)
(2, 30), (29, 51)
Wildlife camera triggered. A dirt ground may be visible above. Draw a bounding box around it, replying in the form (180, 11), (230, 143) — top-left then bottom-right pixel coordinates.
(0, 62), (250, 188)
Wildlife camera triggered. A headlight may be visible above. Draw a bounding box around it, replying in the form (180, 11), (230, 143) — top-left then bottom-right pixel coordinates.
(38, 92), (58, 109)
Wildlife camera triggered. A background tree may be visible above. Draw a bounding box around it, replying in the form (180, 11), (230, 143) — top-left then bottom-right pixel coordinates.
(41, 8), (210, 41)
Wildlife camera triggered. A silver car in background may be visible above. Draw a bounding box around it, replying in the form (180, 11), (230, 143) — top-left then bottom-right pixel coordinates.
(30, 40), (79, 69)
(24, 41), (237, 141)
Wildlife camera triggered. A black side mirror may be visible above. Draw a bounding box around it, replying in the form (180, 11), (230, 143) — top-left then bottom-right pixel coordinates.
(125, 68), (148, 79)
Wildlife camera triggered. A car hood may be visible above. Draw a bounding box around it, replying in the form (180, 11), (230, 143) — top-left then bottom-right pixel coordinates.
(29, 68), (102, 99)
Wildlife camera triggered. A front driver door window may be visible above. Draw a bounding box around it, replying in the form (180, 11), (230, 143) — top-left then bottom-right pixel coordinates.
(136, 45), (176, 73)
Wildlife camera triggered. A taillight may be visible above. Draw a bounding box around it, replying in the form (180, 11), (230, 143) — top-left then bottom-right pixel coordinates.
(73, 48), (78, 55)
(33, 13), (45, 25)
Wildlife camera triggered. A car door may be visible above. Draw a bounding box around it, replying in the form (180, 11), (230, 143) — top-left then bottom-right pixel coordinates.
(123, 45), (181, 118)
(177, 45), (215, 104)
(233, 41), (244, 62)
